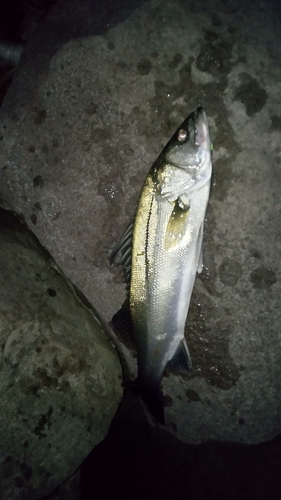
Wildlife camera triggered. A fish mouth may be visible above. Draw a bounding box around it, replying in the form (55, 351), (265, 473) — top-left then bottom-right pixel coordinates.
(194, 106), (210, 150)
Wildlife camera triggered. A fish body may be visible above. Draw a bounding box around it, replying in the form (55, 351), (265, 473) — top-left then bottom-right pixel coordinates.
(110, 107), (212, 423)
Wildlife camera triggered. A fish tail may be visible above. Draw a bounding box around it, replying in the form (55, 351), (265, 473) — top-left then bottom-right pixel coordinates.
(129, 378), (165, 425)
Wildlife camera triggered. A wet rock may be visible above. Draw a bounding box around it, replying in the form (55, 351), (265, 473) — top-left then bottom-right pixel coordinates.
(0, 208), (122, 499)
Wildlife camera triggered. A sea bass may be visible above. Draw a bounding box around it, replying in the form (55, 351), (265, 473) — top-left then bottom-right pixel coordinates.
(110, 107), (212, 423)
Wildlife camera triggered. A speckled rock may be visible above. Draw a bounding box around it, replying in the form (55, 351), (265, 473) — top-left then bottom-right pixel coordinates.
(0, 208), (122, 499)
(0, 0), (280, 445)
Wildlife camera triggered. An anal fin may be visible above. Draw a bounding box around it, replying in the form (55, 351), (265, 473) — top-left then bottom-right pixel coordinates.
(168, 338), (192, 374)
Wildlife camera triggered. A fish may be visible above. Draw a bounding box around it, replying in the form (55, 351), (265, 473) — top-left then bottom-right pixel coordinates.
(110, 106), (212, 423)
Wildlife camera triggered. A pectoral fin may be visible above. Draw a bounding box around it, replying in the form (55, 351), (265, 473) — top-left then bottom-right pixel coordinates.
(165, 195), (190, 249)
(197, 222), (204, 274)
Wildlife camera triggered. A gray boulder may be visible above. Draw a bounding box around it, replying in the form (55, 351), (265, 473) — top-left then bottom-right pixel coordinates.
(0, 208), (122, 499)
(0, 0), (280, 445)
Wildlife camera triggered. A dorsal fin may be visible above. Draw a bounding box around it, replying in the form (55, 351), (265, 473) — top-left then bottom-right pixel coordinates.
(109, 220), (134, 285)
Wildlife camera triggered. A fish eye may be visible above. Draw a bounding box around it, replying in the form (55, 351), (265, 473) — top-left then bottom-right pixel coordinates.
(177, 128), (189, 142)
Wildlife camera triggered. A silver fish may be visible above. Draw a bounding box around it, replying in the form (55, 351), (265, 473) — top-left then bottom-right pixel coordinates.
(110, 107), (212, 423)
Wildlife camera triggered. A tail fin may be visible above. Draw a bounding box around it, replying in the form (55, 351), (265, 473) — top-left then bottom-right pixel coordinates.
(130, 378), (165, 425)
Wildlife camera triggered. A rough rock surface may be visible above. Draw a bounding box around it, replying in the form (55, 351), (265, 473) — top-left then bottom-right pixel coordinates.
(0, 208), (122, 499)
(43, 469), (81, 500)
(0, 0), (280, 445)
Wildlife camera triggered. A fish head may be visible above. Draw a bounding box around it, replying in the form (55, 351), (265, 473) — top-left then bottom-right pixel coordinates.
(164, 106), (212, 188)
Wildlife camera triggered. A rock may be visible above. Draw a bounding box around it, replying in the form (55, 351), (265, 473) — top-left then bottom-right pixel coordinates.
(0, 0), (280, 445)
(0, 208), (122, 499)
